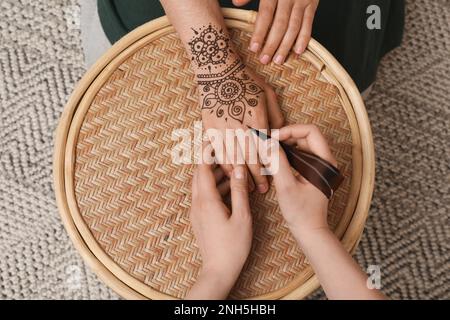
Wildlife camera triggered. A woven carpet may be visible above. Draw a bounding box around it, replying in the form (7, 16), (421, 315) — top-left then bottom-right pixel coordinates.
(0, 0), (448, 299)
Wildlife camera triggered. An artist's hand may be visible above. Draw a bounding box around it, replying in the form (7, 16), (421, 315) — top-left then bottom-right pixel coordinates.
(255, 124), (337, 236)
(253, 125), (387, 300)
(186, 163), (252, 299)
(233, 0), (319, 64)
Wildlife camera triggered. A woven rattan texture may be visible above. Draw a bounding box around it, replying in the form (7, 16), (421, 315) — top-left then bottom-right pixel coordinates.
(73, 29), (353, 299)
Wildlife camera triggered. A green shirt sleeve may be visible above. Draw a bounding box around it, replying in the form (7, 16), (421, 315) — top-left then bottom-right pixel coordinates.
(97, 0), (404, 92)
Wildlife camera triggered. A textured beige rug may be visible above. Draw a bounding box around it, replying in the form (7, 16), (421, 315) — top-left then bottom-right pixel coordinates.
(0, 0), (448, 299)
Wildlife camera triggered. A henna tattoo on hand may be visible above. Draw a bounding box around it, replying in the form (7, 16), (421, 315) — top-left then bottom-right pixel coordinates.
(197, 60), (263, 123)
(188, 24), (231, 70)
(189, 25), (263, 123)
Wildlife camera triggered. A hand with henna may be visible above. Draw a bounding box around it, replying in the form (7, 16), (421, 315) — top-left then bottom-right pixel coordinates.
(189, 24), (284, 193)
(160, 1), (284, 193)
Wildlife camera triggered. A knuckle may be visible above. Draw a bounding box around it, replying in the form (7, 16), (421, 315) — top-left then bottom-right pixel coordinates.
(254, 173), (268, 185)
(263, 41), (279, 54)
(305, 123), (317, 131)
(189, 204), (199, 217)
(191, 188), (198, 200)
(260, 0), (276, 13)
(263, 82), (272, 91)
(265, 86), (276, 98)
(252, 33), (264, 43)
(304, 7), (316, 19)
(330, 157), (338, 168)
(237, 210), (252, 222)
(289, 15), (303, 28)
(195, 200), (211, 213)
(298, 32), (311, 40)
(252, 24), (265, 39)
(232, 182), (248, 193)
(191, 192), (201, 205)
(272, 115), (284, 129)
(258, 11), (273, 23)
(309, 124), (321, 134)
(274, 16), (289, 29)
(221, 165), (232, 177)
(276, 44), (290, 56)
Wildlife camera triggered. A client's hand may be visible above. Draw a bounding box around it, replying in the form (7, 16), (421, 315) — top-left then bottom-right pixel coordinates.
(186, 163), (252, 300)
(233, 0), (320, 63)
(255, 124), (337, 236)
(188, 24), (283, 193)
(198, 55), (283, 194)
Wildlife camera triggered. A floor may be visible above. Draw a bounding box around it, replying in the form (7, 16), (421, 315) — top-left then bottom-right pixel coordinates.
(80, 0), (111, 68)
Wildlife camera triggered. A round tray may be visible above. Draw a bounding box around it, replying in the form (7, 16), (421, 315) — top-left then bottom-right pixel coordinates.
(54, 9), (374, 299)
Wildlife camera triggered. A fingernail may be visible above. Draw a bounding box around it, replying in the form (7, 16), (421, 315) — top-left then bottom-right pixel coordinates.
(274, 54), (284, 65)
(249, 42), (260, 53)
(295, 47), (304, 55)
(257, 184), (268, 193)
(234, 167), (245, 179)
(260, 54), (270, 65)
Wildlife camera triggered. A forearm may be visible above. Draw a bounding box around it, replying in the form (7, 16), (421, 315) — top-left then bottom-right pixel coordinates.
(293, 227), (386, 300)
(186, 268), (235, 300)
(160, 0), (239, 72)
(160, 0), (225, 43)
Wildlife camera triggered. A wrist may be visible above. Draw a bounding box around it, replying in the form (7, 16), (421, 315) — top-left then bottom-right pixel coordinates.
(294, 226), (335, 255)
(192, 52), (242, 76)
(199, 262), (240, 291)
(287, 220), (330, 243)
(187, 263), (239, 300)
(282, 200), (329, 241)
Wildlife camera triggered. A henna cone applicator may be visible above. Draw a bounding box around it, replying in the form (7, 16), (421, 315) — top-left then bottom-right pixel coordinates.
(250, 127), (344, 199)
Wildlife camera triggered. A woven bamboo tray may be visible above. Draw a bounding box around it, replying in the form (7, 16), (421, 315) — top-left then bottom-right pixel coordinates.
(53, 9), (374, 300)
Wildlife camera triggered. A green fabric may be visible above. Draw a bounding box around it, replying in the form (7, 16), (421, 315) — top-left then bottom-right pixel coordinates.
(97, 0), (404, 91)
(312, 0), (404, 91)
(97, 0), (256, 44)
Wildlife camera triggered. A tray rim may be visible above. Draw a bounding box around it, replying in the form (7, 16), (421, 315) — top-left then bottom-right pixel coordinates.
(53, 8), (374, 300)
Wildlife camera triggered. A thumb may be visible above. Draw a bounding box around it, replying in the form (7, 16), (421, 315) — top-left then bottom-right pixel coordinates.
(230, 166), (251, 218)
(232, 0), (252, 6)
